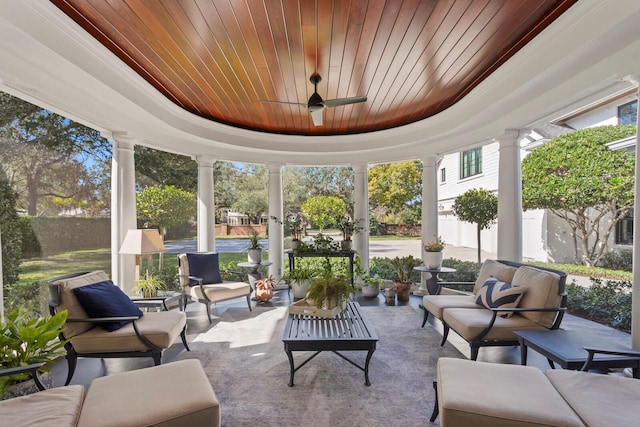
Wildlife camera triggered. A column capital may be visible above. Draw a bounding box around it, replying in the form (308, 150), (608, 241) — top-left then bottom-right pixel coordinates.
(195, 155), (216, 168)
(267, 163), (284, 173)
(420, 155), (439, 166)
(110, 132), (136, 151)
(352, 163), (368, 174)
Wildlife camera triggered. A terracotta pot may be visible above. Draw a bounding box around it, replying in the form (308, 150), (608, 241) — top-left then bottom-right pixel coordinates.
(395, 281), (412, 301)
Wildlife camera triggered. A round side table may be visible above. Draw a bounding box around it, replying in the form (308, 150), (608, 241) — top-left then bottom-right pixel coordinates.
(413, 266), (457, 296)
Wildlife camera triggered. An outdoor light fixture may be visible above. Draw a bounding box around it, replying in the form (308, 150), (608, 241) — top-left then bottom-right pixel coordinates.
(118, 229), (166, 280)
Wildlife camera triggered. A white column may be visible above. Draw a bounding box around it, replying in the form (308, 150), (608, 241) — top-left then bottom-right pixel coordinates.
(418, 155), (439, 296)
(421, 155), (439, 250)
(108, 132), (137, 293)
(196, 156), (216, 252)
(353, 164), (370, 271)
(496, 130), (523, 262)
(267, 163), (284, 280)
(628, 76), (640, 349)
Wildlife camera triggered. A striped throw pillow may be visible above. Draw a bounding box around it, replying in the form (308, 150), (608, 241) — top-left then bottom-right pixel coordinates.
(475, 277), (527, 318)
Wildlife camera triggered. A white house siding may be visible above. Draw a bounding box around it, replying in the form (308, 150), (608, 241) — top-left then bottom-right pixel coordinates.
(438, 142), (500, 254)
(437, 93), (637, 263)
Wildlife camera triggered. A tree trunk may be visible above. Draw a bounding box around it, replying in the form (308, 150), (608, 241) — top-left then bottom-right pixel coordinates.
(476, 224), (481, 264)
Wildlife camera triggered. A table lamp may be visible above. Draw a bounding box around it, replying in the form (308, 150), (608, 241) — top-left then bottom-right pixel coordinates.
(119, 229), (166, 280)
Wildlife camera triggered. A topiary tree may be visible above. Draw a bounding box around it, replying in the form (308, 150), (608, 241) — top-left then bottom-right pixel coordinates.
(452, 188), (498, 263)
(522, 125), (636, 266)
(136, 185), (196, 238)
(301, 195), (347, 230)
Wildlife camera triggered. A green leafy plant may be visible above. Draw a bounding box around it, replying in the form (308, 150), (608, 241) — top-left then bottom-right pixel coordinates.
(248, 231), (262, 249)
(390, 255), (421, 283)
(567, 278), (632, 332)
(305, 276), (355, 309)
(130, 276), (166, 298)
(0, 308), (70, 393)
(338, 215), (364, 241)
(271, 213), (307, 241)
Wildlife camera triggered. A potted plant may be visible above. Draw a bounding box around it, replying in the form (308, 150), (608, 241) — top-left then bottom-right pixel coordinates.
(390, 255), (422, 301)
(254, 275), (277, 302)
(130, 275), (165, 298)
(305, 258), (355, 310)
(271, 213), (307, 250)
(353, 256), (381, 298)
(288, 266), (315, 299)
(247, 231), (263, 263)
(338, 215), (364, 250)
(424, 236), (445, 269)
(0, 308), (70, 398)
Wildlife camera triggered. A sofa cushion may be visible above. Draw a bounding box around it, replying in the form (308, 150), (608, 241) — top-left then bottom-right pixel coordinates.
(186, 281), (251, 302)
(78, 360), (220, 427)
(73, 280), (143, 331)
(473, 260), (519, 295)
(443, 307), (547, 341)
(437, 358), (584, 427)
(186, 253), (223, 286)
(0, 384), (85, 427)
(50, 271), (111, 338)
(422, 294), (481, 320)
(511, 266), (562, 328)
(546, 369), (640, 427)
(475, 278), (526, 318)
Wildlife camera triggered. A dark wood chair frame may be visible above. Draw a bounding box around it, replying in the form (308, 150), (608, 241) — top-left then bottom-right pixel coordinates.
(48, 272), (190, 386)
(421, 260), (568, 360)
(0, 362), (47, 391)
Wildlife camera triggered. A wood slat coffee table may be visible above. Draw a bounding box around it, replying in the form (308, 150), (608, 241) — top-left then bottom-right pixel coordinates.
(282, 301), (378, 387)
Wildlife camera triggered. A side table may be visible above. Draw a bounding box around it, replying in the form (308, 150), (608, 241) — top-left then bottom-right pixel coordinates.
(130, 290), (184, 311)
(237, 261), (273, 291)
(413, 266), (457, 296)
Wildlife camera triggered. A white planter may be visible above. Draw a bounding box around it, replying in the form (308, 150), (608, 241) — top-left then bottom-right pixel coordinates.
(291, 280), (310, 299)
(247, 248), (262, 264)
(361, 282), (380, 298)
(425, 251), (443, 269)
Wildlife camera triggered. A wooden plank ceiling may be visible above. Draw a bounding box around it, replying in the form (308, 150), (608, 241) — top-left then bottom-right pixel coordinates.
(51, 0), (577, 136)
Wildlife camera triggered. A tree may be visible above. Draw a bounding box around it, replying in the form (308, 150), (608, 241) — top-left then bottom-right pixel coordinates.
(301, 195), (347, 230)
(0, 93), (110, 216)
(0, 171), (22, 287)
(136, 185), (196, 238)
(368, 161), (422, 223)
(522, 125), (636, 266)
(452, 188), (498, 263)
(231, 164), (268, 224)
(134, 146), (197, 192)
(283, 166), (354, 214)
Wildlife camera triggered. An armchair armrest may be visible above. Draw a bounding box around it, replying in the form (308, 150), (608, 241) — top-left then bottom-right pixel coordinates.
(0, 363), (47, 391)
(67, 316), (141, 323)
(470, 307), (567, 342)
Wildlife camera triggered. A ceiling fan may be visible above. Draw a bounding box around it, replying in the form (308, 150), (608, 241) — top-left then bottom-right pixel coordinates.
(262, 73), (367, 126)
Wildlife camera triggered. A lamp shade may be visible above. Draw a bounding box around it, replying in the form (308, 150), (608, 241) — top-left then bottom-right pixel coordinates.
(119, 229), (166, 255)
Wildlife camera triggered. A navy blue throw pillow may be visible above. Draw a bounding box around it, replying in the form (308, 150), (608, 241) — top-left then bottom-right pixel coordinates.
(187, 253), (223, 286)
(73, 280), (143, 331)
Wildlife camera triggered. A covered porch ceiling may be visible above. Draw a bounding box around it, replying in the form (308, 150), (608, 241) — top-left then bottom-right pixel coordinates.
(0, 0), (639, 165)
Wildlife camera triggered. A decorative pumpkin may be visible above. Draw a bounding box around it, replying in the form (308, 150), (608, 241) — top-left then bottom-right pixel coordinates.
(255, 275), (277, 302)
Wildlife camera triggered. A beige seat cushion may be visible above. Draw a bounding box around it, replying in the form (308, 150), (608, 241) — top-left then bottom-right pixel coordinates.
(422, 294), (481, 320)
(51, 271), (111, 338)
(70, 310), (186, 353)
(0, 385), (85, 427)
(78, 359), (220, 427)
(437, 358), (584, 427)
(187, 281), (251, 302)
(511, 266), (561, 328)
(473, 260), (519, 294)
(442, 308), (547, 341)
(546, 369), (640, 427)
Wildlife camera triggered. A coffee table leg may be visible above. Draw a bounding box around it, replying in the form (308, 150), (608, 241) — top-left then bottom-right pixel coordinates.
(519, 340), (528, 365)
(286, 350), (295, 387)
(364, 349), (375, 386)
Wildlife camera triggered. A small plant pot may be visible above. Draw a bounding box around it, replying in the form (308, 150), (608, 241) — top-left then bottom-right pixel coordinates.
(291, 239), (301, 250)
(395, 281), (412, 301)
(255, 286), (273, 302)
(425, 251), (443, 269)
(361, 282), (380, 298)
(385, 290), (396, 305)
(292, 280), (310, 299)
(341, 240), (352, 251)
(247, 248), (262, 264)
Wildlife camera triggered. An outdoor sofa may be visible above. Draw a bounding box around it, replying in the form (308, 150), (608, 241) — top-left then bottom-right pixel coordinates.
(436, 357), (640, 426)
(0, 359), (220, 427)
(421, 259), (567, 360)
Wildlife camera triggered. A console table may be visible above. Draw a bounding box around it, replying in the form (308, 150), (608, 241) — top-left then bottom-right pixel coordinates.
(286, 249), (355, 284)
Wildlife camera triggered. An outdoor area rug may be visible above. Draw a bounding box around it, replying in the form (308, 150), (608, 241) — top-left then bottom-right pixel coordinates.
(174, 304), (463, 426)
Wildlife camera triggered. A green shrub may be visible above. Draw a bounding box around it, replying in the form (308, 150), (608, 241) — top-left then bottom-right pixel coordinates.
(599, 249), (633, 272)
(18, 216), (41, 258)
(4, 281), (46, 317)
(0, 175), (22, 286)
(567, 278), (632, 332)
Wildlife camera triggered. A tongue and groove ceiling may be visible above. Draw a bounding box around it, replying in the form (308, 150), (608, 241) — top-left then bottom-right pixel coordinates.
(50, 0), (577, 136)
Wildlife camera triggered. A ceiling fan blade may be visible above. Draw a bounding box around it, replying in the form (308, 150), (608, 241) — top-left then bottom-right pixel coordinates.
(260, 100), (307, 107)
(322, 96), (367, 108)
(310, 107), (324, 126)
